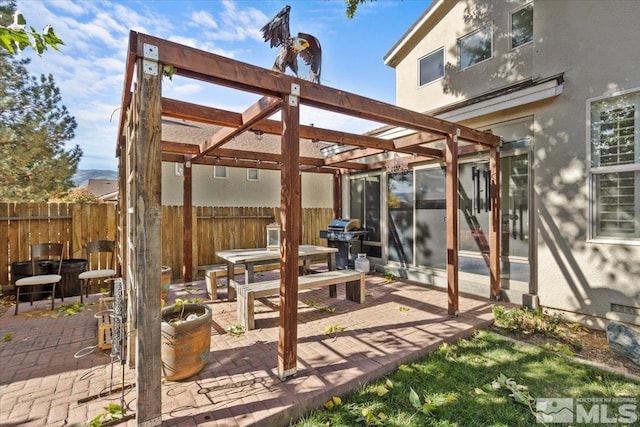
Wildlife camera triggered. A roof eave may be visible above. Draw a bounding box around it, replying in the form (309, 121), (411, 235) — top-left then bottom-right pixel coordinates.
(383, 0), (448, 68)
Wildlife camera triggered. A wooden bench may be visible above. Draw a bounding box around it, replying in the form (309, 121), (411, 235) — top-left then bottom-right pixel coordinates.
(201, 263), (281, 299)
(201, 260), (311, 300)
(232, 270), (365, 330)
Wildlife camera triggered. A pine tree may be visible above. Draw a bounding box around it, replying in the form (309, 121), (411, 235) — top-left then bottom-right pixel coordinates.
(0, 1), (80, 201)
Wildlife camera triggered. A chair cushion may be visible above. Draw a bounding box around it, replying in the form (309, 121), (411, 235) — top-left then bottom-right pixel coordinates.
(15, 274), (62, 286)
(78, 269), (116, 280)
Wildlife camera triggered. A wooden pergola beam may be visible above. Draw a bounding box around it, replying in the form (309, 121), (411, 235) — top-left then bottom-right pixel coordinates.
(118, 31), (503, 424)
(162, 98), (409, 153)
(193, 96), (282, 163)
(135, 32), (498, 147)
(392, 130), (444, 149)
(161, 98), (447, 164)
(162, 98), (242, 127)
(161, 141), (370, 171)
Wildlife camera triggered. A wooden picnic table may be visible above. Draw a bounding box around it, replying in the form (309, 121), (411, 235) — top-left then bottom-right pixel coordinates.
(216, 245), (337, 300)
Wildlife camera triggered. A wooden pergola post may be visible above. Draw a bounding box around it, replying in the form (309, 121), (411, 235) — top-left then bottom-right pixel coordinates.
(332, 172), (342, 219)
(445, 134), (459, 316)
(115, 31), (502, 421)
(489, 146), (501, 299)
(132, 53), (163, 424)
(183, 162), (193, 282)
(278, 91), (301, 379)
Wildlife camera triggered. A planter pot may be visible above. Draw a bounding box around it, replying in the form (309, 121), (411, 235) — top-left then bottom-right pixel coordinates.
(161, 266), (172, 301)
(161, 303), (212, 381)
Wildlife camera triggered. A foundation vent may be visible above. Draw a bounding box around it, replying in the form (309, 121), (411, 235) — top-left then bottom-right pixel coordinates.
(610, 303), (640, 316)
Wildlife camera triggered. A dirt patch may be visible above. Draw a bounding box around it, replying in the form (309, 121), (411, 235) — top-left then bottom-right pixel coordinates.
(491, 321), (640, 378)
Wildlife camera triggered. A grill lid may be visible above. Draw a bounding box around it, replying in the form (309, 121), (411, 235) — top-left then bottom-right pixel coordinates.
(327, 218), (361, 232)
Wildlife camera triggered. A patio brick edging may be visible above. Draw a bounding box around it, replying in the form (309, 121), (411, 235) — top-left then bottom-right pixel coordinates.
(261, 317), (494, 427)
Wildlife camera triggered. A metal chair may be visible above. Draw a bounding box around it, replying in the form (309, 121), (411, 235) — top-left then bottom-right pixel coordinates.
(14, 243), (65, 315)
(78, 240), (116, 303)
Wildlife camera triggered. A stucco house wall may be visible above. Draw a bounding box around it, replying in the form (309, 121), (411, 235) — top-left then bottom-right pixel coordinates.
(161, 162), (333, 208)
(386, 0), (640, 326)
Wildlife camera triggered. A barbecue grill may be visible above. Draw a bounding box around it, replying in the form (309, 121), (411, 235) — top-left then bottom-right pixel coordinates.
(319, 218), (368, 269)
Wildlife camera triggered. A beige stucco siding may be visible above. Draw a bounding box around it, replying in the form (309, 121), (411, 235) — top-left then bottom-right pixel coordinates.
(395, 0), (533, 112)
(161, 162), (332, 208)
(530, 1), (640, 325)
(391, 0), (640, 325)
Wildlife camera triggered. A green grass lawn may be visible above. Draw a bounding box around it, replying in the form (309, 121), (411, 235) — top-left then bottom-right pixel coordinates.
(292, 330), (639, 427)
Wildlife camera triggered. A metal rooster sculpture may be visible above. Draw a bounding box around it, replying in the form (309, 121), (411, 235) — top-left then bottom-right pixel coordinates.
(260, 5), (322, 84)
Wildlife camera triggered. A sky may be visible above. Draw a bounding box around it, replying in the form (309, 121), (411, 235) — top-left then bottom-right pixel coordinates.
(17, 0), (431, 171)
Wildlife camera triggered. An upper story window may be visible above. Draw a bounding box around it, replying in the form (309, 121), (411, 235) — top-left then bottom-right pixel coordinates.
(588, 89), (640, 240)
(213, 165), (228, 179)
(511, 3), (533, 49)
(458, 26), (493, 70)
(247, 168), (259, 181)
(419, 47), (444, 86)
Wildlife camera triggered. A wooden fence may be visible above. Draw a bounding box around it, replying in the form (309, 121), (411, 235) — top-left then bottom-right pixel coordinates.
(0, 203), (334, 292)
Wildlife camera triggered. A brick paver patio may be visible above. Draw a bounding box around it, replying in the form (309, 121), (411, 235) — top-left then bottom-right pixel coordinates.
(0, 270), (496, 426)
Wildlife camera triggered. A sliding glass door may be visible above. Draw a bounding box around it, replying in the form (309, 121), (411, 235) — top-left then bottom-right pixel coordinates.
(388, 172), (414, 265)
(402, 141), (531, 285)
(415, 167), (447, 269)
(350, 174), (382, 258)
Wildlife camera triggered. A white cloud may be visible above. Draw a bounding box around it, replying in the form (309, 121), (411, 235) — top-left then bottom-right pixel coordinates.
(190, 10), (218, 29)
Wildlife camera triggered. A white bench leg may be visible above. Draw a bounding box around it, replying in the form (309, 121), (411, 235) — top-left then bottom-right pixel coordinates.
(237, 290), (255, 330)
(205, 269), (229, 300)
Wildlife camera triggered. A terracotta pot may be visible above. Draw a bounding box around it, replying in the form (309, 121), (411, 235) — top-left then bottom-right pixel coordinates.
(161, 303), (212, 381)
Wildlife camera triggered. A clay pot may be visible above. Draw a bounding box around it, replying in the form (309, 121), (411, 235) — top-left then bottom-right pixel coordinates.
(160, 303), (212, 381)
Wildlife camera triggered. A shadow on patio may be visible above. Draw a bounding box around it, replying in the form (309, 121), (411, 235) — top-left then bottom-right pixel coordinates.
(0, 270), (498, 426)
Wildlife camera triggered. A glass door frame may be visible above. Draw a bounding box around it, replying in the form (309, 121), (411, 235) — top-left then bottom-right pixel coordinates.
(376, 139), (534, 291)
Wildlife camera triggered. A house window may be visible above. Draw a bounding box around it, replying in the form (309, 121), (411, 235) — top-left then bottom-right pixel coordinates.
(419, 47), (444, 86)
(589, 90), (640, 239)
(511, 3), (533, 49)
(213, 165), (227, 179)
(458, 26), (492, 70)
(247, 168), (259, 181)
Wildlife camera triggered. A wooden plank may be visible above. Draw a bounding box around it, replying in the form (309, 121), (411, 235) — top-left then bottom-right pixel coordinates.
(333, 174), (342, 220)
(97, 297), (115, 350)
(0, 202), (332, 289)
(445, 135), (459, 316)
(0, 203), (9, 290)
(278, 93), (301, 379)
(247, 270), (363, 297)
(489, 147), (501, 299)
(133, 32), (498, 147)
(183, 165), (193, 282)
(193, 96), (282, 163)
(162, 98), (412, 153)
(237, 270), (364, 329)
(8, 203), (20, 278)
(133, 54), (163, 425)
(71, 203), (83, 260)
(16, 203), (29, 261)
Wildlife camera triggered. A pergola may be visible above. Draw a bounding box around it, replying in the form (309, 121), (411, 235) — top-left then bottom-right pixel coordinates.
(117, 31), (501, 425)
